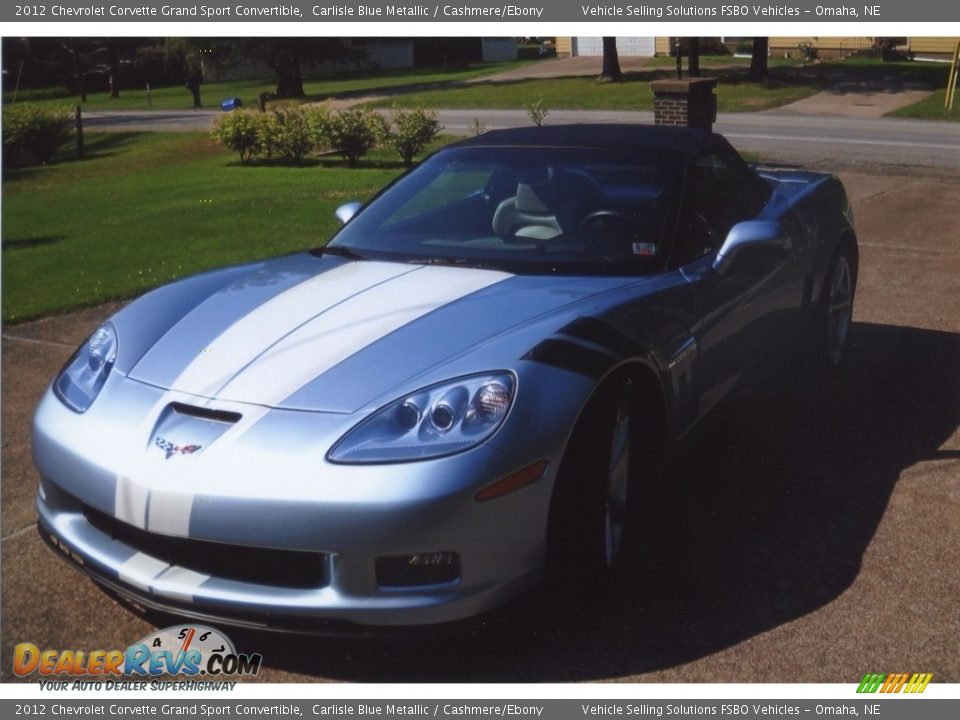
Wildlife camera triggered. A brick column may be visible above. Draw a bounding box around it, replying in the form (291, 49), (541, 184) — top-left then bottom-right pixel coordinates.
(649, 78), (718, 131)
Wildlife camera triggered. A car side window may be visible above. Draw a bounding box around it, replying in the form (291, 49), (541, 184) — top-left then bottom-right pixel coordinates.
(673, 151), (771, 266)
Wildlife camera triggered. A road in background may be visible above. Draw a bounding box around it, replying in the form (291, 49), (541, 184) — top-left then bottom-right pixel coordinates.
(83, 108), (960, 171)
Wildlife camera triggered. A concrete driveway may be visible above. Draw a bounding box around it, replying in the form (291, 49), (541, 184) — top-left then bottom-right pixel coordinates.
(2, 169), (958, 683)
(764, 88), (934, 118)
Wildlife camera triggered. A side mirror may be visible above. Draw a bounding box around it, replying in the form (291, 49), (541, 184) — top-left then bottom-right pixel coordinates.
(713, 220), (789, 275)
(335, 201), (362, 225)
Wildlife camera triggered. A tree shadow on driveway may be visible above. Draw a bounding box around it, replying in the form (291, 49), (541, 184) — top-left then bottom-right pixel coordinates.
(199, 321), (960, 681)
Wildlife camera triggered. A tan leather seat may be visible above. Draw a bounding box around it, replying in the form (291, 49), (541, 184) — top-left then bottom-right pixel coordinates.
(491, 183), (563, 240)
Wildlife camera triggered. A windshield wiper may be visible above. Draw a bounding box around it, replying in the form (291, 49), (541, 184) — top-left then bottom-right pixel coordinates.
(311, 245), (368, 261)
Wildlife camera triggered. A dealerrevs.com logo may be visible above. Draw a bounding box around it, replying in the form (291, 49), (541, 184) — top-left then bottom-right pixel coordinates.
(13, 625), (261, 687)
(857, 673), (933, 694)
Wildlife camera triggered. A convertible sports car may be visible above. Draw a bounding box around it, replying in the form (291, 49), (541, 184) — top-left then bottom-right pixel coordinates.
(33, 125), (857, 631)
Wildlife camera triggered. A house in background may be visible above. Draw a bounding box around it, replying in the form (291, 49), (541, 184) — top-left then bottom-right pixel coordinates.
(555, 37), (657, 57)
(556, 36), (958, 60)
(206, 38), (518, 82)
(768, 37), (958, 59)
(905, 37), (959, 59)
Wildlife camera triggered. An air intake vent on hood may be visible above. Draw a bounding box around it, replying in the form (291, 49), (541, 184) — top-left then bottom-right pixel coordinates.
(168, 402), (241, 425)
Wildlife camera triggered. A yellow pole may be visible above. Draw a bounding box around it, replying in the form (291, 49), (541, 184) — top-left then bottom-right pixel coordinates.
(946, 39), (960, 111)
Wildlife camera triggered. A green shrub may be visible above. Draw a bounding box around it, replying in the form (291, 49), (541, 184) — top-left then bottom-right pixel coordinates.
(3, 86), (72, 103)
(524, 99), (549, 127)
(211, 110), (261, 165)
(254, 111), (280, 160)
(873, 37), (911, 61)
(212, 107), (319, 166)
(383, 107), (442, 167)
(797, 41), (820, 62)
(318, 108), (387, 167)
(2, 104), (73, 166)
(303, 105), (331, 153)
(267, 106), (315, 165)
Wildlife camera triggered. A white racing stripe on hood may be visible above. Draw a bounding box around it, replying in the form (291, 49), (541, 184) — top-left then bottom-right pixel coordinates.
(216, 264), (512, 407)
(167, 260), (417, 399)
(170, 264), (512, 408)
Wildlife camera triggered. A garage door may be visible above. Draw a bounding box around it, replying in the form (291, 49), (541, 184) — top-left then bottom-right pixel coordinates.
(573, 37), (655, 56)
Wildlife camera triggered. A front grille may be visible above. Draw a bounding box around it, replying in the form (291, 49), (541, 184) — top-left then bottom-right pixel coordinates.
(84, 505), (327, 589)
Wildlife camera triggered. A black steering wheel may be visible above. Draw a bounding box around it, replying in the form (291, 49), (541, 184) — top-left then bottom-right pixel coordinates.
(578, 209), (634, 236)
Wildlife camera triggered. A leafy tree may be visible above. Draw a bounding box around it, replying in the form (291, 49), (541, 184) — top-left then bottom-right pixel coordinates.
(165, 38), (209, 108)
(103, 39), (136, 98)
(165, 38), (234, 108)
(3, 38), (153, 102)
(64, 38), (90, 102)
(230, 39), (365, 98)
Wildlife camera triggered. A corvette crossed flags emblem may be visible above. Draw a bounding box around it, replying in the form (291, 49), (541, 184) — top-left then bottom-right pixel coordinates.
(154, 437), (202, 459)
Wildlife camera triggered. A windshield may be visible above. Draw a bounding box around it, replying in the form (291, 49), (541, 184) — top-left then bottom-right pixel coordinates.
(329, 146), (681, 274)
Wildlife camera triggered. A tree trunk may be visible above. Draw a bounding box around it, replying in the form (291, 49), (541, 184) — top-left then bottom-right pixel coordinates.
(71, 40), (87, 103)
(688, 38), (701, 77)
(275, 50), (305, 98)
(186, 78), (201, 108)
(600, 37), (623, 82)
(107, 40), (120, 99)
(749, 37), (769, 80)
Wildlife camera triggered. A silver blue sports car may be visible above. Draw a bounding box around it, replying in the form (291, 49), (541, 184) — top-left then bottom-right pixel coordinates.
(33, 125), (857, 631)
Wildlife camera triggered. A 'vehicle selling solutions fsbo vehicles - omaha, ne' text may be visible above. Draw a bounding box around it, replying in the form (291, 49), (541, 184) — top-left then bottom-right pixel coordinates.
(33, 124), (858, 632)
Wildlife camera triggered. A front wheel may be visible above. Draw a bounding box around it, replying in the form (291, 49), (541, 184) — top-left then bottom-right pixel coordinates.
(546, 383), (647, 587)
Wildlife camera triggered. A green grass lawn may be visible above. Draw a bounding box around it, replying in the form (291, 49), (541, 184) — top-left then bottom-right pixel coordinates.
(368, 69), (821, 113)
(888, 88), (960, 122)
(364, 57), (955, 115)
(3, 62), (530, 113)
(646, 54), (751, 68)
(2, 132), (435, 322)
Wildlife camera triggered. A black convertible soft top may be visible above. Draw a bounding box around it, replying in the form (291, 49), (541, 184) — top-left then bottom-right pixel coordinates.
(452, 123), (730, 156)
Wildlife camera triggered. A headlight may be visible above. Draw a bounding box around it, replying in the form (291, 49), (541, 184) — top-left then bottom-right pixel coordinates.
(53, 323), (118, 413)
(328, 372), (515, 464)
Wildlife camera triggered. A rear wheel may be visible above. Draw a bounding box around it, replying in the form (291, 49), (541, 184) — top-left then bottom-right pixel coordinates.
(812, 242), (857, 373)
(603, 402), (631, 569)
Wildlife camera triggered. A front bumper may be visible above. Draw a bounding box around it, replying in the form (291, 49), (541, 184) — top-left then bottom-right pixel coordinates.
(33, 378), (560, 629)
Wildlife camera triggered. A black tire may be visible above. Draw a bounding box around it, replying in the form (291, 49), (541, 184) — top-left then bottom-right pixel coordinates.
(546, 381), (645, 589)
(811, 240), (857, 374)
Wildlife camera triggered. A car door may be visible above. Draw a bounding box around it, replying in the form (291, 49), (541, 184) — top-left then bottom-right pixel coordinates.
(673, 149), (802, 416)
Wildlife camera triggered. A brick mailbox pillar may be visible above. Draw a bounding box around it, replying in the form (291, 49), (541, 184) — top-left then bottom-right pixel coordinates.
(650, 77), (718, 131)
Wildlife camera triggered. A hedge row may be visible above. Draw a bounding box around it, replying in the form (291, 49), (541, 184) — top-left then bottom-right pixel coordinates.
(211, 106), (441, 168)
(2, 104), (73, 166)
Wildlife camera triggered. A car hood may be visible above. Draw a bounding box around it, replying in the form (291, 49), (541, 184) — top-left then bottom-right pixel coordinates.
(127, 254), (635, 413)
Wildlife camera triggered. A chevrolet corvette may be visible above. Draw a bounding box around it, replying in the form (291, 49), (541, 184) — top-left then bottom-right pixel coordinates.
(33, 125), (857, 631)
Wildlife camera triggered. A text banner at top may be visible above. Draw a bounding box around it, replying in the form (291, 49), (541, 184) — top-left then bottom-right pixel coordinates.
(5, 0), (960, 23)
